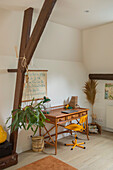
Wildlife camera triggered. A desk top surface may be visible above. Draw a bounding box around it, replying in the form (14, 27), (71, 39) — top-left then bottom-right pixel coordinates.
(45, 107), (89, 118)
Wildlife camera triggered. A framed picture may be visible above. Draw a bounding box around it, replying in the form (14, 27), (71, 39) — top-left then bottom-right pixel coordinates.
(105, 83), (113, 100)
(22, 70), (47, 102)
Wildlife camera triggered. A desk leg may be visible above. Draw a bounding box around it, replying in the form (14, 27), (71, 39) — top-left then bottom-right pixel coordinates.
(86, 114), (89, 140)
(70, 121), (72, 135)
(55, 121), (58, 155)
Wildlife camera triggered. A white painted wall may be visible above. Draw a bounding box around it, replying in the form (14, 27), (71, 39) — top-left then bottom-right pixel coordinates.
(30, 59), (87, 107)
(0, 9), (22, 56)
(83, 23), (113, 73)
(83, 23), (113, 130)
(0, 9), (88, 153)
(33, 19), (82, 62)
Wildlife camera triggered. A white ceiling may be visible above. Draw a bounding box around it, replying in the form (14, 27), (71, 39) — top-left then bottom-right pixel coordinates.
(0, 0), (113, 29)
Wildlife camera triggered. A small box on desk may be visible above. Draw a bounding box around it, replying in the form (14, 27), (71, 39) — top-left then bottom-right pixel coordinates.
(69, 96), (78, 109)
(0, 140), (12, 158)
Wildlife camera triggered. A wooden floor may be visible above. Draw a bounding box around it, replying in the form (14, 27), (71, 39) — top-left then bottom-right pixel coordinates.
(7, 131), (113, 170)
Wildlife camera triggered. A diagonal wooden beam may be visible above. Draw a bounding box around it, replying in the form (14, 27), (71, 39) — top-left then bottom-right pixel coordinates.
(10, 7), (33, 153)
(23, 0), (57, 70)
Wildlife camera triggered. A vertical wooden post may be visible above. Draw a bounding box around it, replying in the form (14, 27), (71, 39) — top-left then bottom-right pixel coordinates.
(10, 8), (33, 153)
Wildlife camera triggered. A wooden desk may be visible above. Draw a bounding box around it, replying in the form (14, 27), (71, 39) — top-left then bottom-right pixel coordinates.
(40, 107), (89, 155)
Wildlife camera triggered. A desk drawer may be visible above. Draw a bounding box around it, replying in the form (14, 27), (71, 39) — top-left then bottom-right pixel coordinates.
(72, 114), (79, 118)
(57, 117), (66, 122)
(66, 114), (79, 120)
(66, 115), (72, 120)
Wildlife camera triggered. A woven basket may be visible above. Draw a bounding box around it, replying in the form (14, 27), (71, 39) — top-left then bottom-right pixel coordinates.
(32, 136), (44, 152)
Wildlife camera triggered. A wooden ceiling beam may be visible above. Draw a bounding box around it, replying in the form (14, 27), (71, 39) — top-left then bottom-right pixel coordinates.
(89, 74), (113, 80)
(7, 69), (17, 73)
(7, 69), (48, 73)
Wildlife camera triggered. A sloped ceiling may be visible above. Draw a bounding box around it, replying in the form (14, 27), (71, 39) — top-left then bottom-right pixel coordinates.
(0, 0), (113, 29)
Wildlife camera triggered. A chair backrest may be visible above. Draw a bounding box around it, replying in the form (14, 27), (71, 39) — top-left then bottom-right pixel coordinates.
(79, 115), (87, 129)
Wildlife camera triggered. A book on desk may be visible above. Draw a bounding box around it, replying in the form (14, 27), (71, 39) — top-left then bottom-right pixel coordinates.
(61, 110), (78, 114)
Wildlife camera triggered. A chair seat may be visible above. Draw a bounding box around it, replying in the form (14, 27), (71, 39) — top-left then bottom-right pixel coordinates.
(65, 123), (83, 132)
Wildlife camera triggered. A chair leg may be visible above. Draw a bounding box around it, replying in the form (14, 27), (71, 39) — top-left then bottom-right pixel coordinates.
(77, 142), (85, 145)
(76, 144), (86, 149)
(65, 144), (74, 146)
(64, 134), (86, 150)
(74, 135), (77, 144)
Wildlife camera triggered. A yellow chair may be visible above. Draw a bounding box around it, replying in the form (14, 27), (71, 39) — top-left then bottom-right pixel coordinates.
(64, 115), (87, 150)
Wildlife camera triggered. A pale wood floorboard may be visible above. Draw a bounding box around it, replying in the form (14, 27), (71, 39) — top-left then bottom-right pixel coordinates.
(7, 131), (113, 170)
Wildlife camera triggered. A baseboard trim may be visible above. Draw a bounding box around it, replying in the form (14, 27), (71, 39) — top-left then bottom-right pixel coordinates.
(102, 126), (113, 133)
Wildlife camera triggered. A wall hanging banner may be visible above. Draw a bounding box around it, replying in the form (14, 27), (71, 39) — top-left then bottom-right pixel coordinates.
(22, 71), (47, 101)
(105, 83), (113, 100)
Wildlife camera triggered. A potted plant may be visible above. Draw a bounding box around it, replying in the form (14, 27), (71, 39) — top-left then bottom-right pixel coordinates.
(6, 97), (50, 151)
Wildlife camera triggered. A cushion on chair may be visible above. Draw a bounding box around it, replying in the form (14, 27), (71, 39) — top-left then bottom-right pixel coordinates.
(65, 123), (83, 132)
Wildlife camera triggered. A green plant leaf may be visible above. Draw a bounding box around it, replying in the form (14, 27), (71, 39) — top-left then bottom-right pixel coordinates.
(31, 126), (34, 132)
(6, 98), (49, 135)
(27, 123), (32, 130)
(11, 112), (18, 132)
(31, 98), (35, 106)
(33, 126), (38, 136)
(5, 116), (11, 125)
